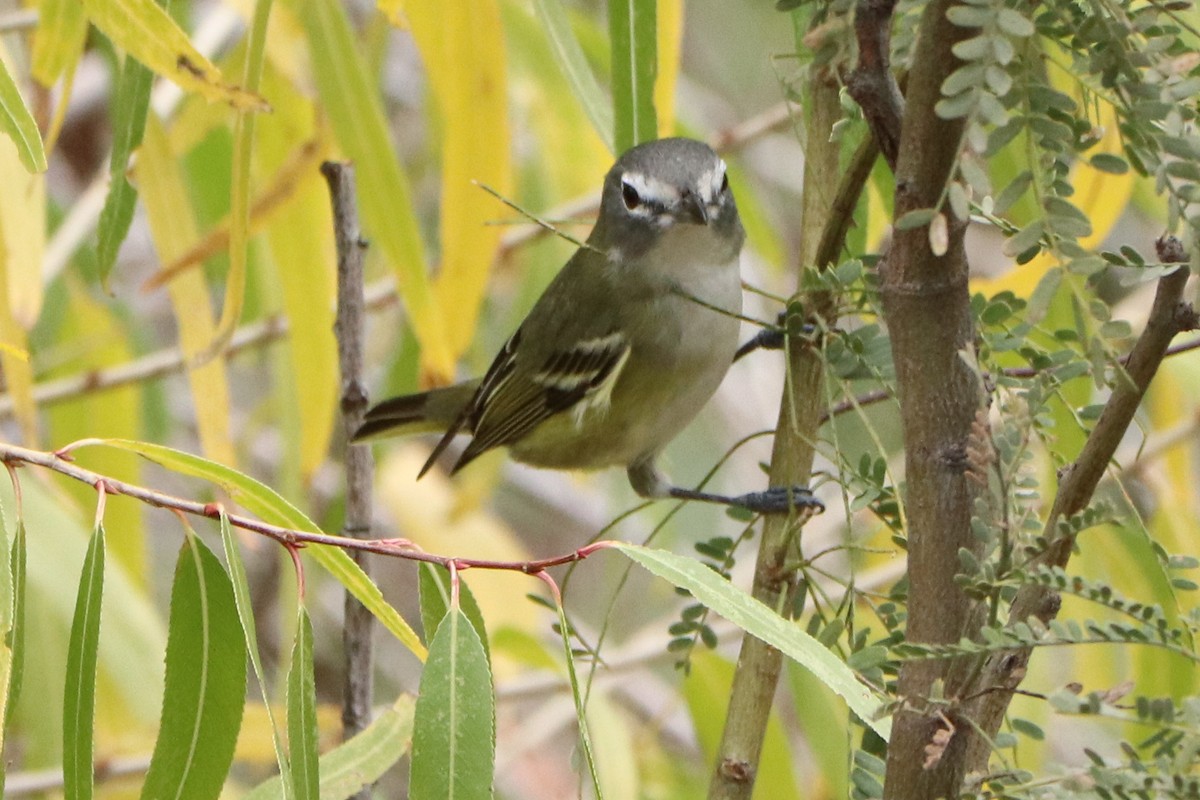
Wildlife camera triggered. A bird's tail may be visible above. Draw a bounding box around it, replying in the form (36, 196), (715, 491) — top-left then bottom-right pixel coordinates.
(351, 380), (479, 442)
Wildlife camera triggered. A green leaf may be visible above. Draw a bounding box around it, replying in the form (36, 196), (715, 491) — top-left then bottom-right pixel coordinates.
(243, 694), (415, 800)
(288, 607), (319, 800)
(219, 512), (291, 798)
(896, 207), (937, 230)
(141, 533), (247, 800)
(64, 518), (105, 800)
(418, 563), (490, 660)
(0, 514), (12, 794)
(551, 592), (603, 797)
(80, 0), (266, 109)
(410, 609), (495, 800)
(613, 544), (892, 739)
(1089, 153), (1129, 175)
(96, 41), (157, 285)
(6, 520), (24, 731)
(77, 439), (426, 660)
(531, 0), (614, 152)
(609, 0), (657, 152)
(0, 56), (47, 173)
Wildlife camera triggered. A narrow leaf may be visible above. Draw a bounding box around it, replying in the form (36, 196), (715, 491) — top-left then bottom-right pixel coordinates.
(0, 57), (47, 173)
(291, 0), (452, 378)
(141, 532), (247, 799)
(613, 544), (892, 738)
(242, 694), (416, 800)
(0, 515), (12, 794)
(531, 0), (614, 150)
(551, 593), (603, 797)
(219, 512), (291, 797)
(408, 0), (514, 358)
(409, 609), (495, 800)
(63, 519), (105, 800)
(191, 0), (274, 364)
(31, 0), (90, 87)
(287, 607), (319, 800)
(137, 116), (236, 467)
(80, 0), (267, 110)
(96, 45), (155, 284)
(6, 520), (24, 730)
(609, 0), (657, 152)
(77, 439), (426, 659)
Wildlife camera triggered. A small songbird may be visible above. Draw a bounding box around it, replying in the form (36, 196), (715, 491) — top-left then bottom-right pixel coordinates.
(355, 137), (818, 514)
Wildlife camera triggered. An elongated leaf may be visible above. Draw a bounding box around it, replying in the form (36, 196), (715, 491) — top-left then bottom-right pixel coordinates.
(192, 0), (274, 364)
(552, 592), (602, 797)
(613, 544), (892, 739)
(6, 520), (24, 731)
(76, 439), (426, 659)
(408, 0), (513, 358)
(141, 532), (247, 799)
(242, 694), (415, 800)
(418, 563), (489, 659)
(291, 0), (453, 378)
(80, 0), (266, 110)
(0, 56), (47, 173)
(288, 607), (319, 800)
(63, 519), (105, 800)
(409, 609), (495, 800)
(609, 0), (657, 152)
(0, 515), (12, 794)
(31, 0), (90, 87)
(531, 0), (613, 151)
(96, 34), (156, 284)
(654, 0), (681, 136)
(219, 512), (291, 798)
(137, 115), (236, 467)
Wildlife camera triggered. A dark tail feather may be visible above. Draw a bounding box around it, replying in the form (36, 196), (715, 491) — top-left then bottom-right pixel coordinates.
(351, 381), (478, 443)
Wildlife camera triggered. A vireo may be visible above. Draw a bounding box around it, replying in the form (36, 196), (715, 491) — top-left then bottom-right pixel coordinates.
(355, 137), (820, 515)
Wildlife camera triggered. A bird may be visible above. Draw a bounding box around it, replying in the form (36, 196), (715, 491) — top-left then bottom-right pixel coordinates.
(354, 137), (820, 515)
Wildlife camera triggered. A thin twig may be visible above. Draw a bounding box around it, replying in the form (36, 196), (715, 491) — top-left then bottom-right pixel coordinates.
(0, 440), (614, 571)
(322, 161), (376, 756)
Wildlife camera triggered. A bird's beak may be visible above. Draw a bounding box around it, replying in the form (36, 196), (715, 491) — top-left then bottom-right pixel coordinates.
(679, 191), (709, 225)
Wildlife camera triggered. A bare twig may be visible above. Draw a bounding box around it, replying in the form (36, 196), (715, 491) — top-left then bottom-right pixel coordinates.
(322, 161), (376, 758)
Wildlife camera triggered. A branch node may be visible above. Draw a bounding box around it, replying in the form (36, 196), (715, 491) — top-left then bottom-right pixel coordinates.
(717, 759), (755, 784)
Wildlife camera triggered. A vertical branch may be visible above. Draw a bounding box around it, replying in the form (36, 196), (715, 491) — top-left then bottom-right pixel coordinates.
(321, 162), (375, 770)
(707, 72), (844, 800)
(878, 1), (982, 798)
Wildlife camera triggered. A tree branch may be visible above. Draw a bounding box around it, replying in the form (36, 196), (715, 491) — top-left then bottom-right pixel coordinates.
(878, 1), (982, 797)
(322, 161), (376, 762)
(962, 238), (1198, 772)
(847, 0), (904, 169)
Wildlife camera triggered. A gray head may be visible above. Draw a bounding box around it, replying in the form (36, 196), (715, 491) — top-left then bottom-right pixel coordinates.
(590, 138), (744, 260)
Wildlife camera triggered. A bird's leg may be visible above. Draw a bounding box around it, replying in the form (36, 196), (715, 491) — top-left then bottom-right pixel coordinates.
(626, 460), (824, 516)
(733, 314), (817, 362)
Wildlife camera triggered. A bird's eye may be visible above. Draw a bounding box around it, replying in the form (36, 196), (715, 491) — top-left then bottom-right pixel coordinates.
(720, 172), (730, 193)
(622, 181), (641, 210)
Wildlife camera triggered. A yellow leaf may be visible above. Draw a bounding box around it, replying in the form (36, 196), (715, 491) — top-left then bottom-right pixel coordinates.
(406, 0), (513, 359)
(81, 0), (269, 111)
(295, 0), (452, 378)
(255, 66), (338, 479)
(31, 0), (90, 87)
(136, 115), (237, 467)
(655, 0), (682, 137)
(0, 42), (46, 330)
(972, 101), (1133, 297)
